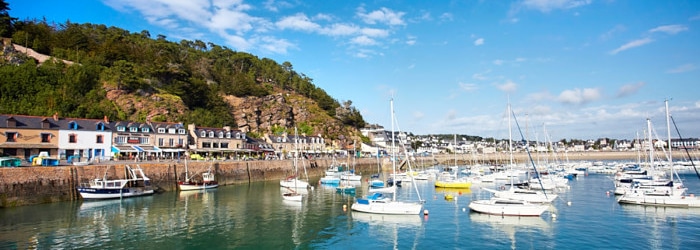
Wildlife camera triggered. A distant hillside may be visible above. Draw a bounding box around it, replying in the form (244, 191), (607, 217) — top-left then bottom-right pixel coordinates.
(0, 9), (365, 143)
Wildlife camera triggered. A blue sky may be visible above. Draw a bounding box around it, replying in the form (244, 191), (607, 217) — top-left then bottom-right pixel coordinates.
(8, 0), (700, 141)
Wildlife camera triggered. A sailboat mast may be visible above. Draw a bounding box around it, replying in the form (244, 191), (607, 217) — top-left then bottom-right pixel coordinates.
(665, 99), (673, 183)
(390, 98), (396, 202)
(647, 118), (654, 171)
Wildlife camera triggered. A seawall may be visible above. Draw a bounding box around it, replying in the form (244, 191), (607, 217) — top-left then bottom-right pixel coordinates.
(0, 158), (384, 208)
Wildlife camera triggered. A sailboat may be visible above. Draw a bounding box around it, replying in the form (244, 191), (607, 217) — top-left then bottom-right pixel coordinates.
(469, 102), (550, 216)
(435, 134), (472, 188)
(178, 158), (219, 191)
(282, 127), (305, 202)
(351, 98), (424, 215)
(617, 100), (700, 207)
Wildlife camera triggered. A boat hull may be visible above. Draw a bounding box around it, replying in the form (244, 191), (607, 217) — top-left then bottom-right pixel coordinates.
(434, 180), (472, 189)
(351, 199), (423, 215)
(468, 199), (548, 216)
(179, 181), (219, 191)
(78, 187), (154, 200)
(280, 179), (309, 188)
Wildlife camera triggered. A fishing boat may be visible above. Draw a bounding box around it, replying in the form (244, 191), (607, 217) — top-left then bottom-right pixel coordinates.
(178, 159), (219, 191)
(77, 165), (154, 200)
(352, 98), (424, 215)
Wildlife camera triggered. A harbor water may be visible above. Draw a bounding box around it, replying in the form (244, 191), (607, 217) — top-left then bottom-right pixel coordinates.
(1, 166), (700, 249)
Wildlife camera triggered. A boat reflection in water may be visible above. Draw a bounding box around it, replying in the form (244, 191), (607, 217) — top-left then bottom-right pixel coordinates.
(469, 212), (552, 249)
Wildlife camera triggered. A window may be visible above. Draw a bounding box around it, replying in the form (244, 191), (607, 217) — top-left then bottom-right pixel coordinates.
(213, 142), (219, 148)
(168, 128), (176, 134)
(129, 127), (138, 132)
(69, 121), (78, 130)
(218, 132), (224, 138)
(96, 135), (104, 143)
(169, 138), (174, 147)
(226, 132), (231, 138)
(158, 128), (166, 133)
(139, 137), (149, 144)
(141, 127), (150, 133)
(5, 132), (17, 142)
(117, 126), (125, 132)
(178, 129), (186, 134)
(96, 123), (105, 131)
(202, 142), (211, 148)
(235, 133), (241, 139)
(276, 137), (281, 143)
(41, 133), (51, 143)
(208, 131), (214, 138)
(221, 142), (229, 149)
(158, 138), (164, 146)
(116, 136), (127, 144)
(200, 131), (206, 137)
(178, 138), (184, 146)
(69, 134), (77, 143)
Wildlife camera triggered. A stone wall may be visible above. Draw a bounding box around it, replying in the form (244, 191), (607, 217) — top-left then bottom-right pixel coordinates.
(0, 158), (390, 207)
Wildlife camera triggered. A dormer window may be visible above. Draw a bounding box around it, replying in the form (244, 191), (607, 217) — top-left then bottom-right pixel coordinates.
(168, 128), (175, 134)
(117, 126), (126, 132)
(129, 127), (138, 132)
(69, 121), (78, 130)
(208, 131), (214, 138)
(96, 123), (105, 131)
(158, 128), (166, 133)
(276, 137), (281, 142)
(226, 132), (231, 138)
(235, 133), (241, 139)
(141, 127), (149, 133)
(218, 131), (224, 138)
(200, 131), (206, 137)
(178, 129), (186, 134)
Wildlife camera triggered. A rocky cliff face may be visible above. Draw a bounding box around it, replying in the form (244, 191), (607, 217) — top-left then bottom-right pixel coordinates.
(225, 92), (360, 143)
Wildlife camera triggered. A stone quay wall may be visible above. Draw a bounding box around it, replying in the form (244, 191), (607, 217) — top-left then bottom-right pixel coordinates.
(0, 158), (385, 207)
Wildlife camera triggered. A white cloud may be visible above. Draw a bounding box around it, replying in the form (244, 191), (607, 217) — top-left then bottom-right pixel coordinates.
(357, 7), (406, 26)
(691, 13), (700, 21)
(320, 23), (360, 36)
(649, 24), (688, 35)
(472, 70), (490, 81)
(350, 35), (377, 46)
(520, 0), (592, 13)
(599, 25), (626, 41)
(616, 82), (645, 98)
(493, 59), (504, 66)
(257, 36), (295, 54)
(440, 13), (453, 22)
(609, 38), (654, 55)
(361, 28), (389, 38)
(666, 64), (698, 74)
(474, 38), (484, 46)
(406, 35), (417, 45)
(459, 82), (478, 92)
(557, 88), (601, 104)
(275, 13), (321, 32)
(496, 80), (518, 93)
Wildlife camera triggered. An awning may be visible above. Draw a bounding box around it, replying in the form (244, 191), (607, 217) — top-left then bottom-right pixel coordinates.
(132, 145), (145, 152)
(112, 145), (138, 153)
(139, 145), (161, 152)
(160, 148), (186, 153)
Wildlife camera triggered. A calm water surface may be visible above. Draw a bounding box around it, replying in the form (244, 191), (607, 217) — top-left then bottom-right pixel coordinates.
(2, 166), (700, 249)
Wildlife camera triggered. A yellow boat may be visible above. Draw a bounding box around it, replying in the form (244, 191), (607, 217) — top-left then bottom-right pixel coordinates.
(434, 180), (472, 189)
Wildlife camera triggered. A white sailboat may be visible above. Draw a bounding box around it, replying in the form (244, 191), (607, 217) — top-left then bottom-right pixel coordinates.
(617, 100), (700, 207)
(282, 128), (306, 202)
(351, 98), (424, 215)
(469, 102), (552, 216)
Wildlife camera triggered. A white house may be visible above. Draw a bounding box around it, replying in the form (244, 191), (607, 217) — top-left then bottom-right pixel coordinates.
(57, 116), (113, 161)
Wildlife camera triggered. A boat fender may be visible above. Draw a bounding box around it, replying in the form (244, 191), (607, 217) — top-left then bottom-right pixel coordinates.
(500, 186), (506, 190)
(682, 196), (685, 199)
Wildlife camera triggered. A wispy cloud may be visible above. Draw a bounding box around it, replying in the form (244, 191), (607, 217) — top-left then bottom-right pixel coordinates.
(691, 13), (700, 21)
(609, 38), (653, 55)
(616, 82), (645, 98)
(474, 38), (484, 46)
(459, 82), (478, 92)
(649, 24), (688, 35)
(518, 0), (592, 13)
(599, 25), (626, 41)
(275, 13), (321, 32)
(356, 7), (406, 26)
(666, 63), (698, 74)
(496, 80), (518, 93)
(557, 88), (601, 104)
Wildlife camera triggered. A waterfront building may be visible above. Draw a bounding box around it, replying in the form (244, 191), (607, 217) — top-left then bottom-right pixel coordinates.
(57, 115), (113, 161)
(110, 120), (158, 160)
(150, 121), (188, 160)
(187, 124), (249, 159)
(0, 114), (60, 159)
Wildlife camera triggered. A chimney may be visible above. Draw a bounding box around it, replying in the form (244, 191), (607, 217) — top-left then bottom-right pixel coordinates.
(103, 115), (109, 123)
(52, 112), (58, 121)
